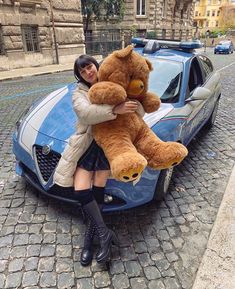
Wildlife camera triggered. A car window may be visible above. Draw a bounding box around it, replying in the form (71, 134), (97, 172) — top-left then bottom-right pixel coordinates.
(148, 59), (183, 103)
(198, 55), (213, 80)
(186, 57), (203, 99)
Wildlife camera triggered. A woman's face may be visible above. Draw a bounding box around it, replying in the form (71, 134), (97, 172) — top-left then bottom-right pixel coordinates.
(80, 63), (98, 85)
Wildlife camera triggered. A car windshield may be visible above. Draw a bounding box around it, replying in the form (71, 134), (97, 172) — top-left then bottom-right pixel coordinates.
(148, 59), (183, 103)
(218, 41), (229, 45)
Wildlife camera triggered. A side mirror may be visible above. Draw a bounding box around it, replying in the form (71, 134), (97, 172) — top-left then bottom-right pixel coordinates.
(186, 87), (211, 102)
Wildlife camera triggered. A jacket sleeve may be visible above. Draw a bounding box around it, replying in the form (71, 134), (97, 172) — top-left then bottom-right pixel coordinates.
(72, 86), (117, 125)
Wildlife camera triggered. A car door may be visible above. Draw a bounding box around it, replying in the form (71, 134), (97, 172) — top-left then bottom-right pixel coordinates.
(198, 54), (220, 114)
(182, 56), (212, 144)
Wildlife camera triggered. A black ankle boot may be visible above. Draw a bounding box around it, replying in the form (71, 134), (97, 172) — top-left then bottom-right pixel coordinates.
(80, 218), (96, 266)
(83, 200), (119, 264)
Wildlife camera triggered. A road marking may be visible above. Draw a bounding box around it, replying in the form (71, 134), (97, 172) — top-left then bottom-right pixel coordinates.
(217, 61), (235, 72)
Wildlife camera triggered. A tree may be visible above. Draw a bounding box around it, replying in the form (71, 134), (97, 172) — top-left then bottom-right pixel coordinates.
(81, 0), (103, 34)
(81, 0), (125, 34)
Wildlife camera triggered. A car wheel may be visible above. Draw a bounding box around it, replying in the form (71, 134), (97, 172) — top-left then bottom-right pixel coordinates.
(154, 167), (174, 202)
(204, 99), (219, 129)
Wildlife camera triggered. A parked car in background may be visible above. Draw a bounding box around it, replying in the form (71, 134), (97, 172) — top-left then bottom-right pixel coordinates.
(13, 38), (221, 212)
(214, 40), (234, 54)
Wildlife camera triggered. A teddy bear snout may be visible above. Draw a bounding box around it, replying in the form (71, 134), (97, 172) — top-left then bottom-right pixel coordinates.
(127, 79), (145, 96)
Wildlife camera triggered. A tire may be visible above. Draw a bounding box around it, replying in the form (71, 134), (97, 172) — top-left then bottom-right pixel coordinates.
(204, 99), (219, 129)
(154, 167), (174, 202)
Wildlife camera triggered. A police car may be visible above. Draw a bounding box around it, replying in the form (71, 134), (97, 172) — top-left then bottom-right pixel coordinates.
(12, 38), (221, 212)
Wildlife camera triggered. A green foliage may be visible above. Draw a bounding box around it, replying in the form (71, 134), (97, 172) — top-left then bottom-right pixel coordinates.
(81, 0), (125, 25)
(81, 0), (103, 19)
(130, 25), (137, 36)
(103, 0), (125, 19)
(147, 31), (157, 39)
(210, 29), (226, 38)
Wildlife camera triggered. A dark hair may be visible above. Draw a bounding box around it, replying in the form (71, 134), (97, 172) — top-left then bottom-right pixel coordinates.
(74, 54), (99, 87)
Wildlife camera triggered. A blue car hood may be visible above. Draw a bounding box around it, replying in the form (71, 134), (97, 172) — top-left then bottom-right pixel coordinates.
(24, 82), (174, 142)
(24, 83), (77, 142)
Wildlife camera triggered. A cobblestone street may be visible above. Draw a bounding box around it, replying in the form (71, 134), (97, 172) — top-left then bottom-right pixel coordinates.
(0, 50), (235, 289)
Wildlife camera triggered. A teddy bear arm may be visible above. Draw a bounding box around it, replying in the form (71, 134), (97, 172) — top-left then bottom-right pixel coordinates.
(141, 92), (161, 113)
(88, 81), (127, 105)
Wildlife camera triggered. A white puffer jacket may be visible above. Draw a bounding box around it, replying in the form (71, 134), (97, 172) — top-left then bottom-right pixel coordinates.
(53, 82), (117, 187)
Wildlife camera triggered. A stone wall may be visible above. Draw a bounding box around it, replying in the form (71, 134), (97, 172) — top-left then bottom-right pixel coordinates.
(0, 0), (85, 71)
(88, 0), (195, 41)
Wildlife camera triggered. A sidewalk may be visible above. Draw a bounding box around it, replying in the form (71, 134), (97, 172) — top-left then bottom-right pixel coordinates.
(192, 164), (235, 289)
(0, 62), (74, 81)
(1, 62), (235, 289)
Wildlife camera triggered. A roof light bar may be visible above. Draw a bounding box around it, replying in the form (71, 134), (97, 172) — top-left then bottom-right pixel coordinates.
(131, 38), (203, 52)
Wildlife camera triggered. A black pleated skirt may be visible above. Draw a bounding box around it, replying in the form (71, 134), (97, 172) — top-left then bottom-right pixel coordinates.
(77, 140), (110, 171)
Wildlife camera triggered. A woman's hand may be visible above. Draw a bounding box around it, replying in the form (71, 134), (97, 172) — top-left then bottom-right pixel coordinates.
(113, 101), (139, 115)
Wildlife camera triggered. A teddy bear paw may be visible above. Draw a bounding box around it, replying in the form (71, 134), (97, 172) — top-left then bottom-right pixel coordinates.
(121, 166), (144, 182)
(148, 142), (188, 170)
(111, 153), (147, 182)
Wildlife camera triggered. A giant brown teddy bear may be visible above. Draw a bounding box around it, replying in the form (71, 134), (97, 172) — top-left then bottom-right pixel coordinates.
(88, 45), (188, 182)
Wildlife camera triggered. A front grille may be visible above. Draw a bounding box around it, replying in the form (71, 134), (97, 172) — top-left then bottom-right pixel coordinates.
(34, 145), (61, 183)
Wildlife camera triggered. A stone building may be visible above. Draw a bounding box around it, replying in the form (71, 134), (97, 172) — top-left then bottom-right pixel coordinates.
(86, 0), (195, 43)
(0, 0), (196, 71)
(0, 0), (84, 71)
(193, 0), (235, 35)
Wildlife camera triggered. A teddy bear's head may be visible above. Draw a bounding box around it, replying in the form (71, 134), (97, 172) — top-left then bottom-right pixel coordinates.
(98, 45), (153, 101)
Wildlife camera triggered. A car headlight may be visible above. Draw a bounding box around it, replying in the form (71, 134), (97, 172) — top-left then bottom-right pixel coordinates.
(15, 105), (33, 136)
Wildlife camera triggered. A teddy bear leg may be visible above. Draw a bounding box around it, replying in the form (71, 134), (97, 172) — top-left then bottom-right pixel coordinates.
(135, 128), (188, 170)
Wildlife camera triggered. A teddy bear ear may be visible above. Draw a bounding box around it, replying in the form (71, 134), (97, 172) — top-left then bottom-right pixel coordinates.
(145, 59), (153, 71)
(113, 45), (134, 58)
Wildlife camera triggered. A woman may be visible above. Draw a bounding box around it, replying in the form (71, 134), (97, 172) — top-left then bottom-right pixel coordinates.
(54, 55), (144, 266)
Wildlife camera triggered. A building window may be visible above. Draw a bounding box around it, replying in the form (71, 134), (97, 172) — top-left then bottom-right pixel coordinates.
(0, 25), (4, 55)
(207, 10), (210, 16)
(212, 10), (215, 16)
(136, 0), (146, 16)
(208, 0), (211, 4)
(217, 10), (220, 16)
(195, 11), (198, 16)
(216, 21), (219, 26)
(22, 25), (40, 52)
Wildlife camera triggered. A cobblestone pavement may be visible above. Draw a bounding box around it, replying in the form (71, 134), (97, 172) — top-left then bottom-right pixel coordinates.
(0, 50), (235, 289)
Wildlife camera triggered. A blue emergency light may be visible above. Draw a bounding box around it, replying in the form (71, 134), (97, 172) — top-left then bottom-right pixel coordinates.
(131, 38), (203, 53)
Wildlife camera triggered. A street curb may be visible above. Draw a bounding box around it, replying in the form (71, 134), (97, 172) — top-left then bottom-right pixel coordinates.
(0, 65), (73, 82)
(0, 55), (103, 82)
(192, 164), (235, 289)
